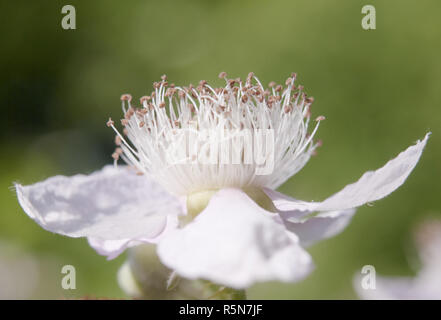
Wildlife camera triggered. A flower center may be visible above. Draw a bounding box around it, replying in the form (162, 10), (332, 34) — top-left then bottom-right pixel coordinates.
(107, 72), (323, 196)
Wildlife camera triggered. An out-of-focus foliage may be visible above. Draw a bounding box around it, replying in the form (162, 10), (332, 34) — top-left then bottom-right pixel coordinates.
(0, 0), (440, 299)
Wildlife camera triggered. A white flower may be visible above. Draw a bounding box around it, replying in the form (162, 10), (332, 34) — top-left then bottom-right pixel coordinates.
(355, 219), (441, 300)
(16, 73), (429, 289)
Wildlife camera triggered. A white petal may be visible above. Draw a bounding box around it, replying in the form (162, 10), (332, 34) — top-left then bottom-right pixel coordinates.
(157, 188), (314, 289)
(264, 188), (357, 246)
(282, 209), (356, 247)
(16, 165), (182, 243)
(88, 238), (136, 260)
(263, 188), (314, 221)
(265, 133), (429, 213)
(88, 215), (179, 260)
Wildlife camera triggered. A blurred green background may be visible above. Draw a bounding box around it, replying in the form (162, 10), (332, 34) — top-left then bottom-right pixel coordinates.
(0, 0), (440, 299)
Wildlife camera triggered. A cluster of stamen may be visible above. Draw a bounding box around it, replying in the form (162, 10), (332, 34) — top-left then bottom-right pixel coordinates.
(106, 72), (324, 195)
